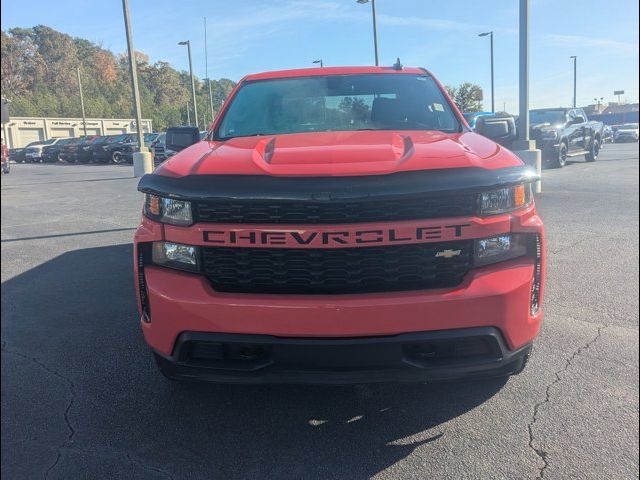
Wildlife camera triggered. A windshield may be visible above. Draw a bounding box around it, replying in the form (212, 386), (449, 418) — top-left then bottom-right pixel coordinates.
(215, 74), (461, 140)
(27, 140), (49, 147)
(108, 134), (128, 143)
(144, 133), (158, 142)
(529, 109), (567, 125)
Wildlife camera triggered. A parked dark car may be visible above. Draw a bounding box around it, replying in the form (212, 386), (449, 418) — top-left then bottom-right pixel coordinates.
(152, 130), (206, 166)
(150, 133), (166, 166)
(97, 134), (135, 164)
(59, 136), (98, 163)
(528, 108), (604, 168)
(118, 133), (161, 164)
(42, 138), (76, 162)
(9, 147), (27, 163)
(85, 135), (117, 163)
(9, 140), (53, 163)
(463, 111), (494, 129)
(89, 134), (127, 163)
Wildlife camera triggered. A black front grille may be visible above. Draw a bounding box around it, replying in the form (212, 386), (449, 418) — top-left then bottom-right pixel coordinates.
(195, 194), (476, 224)
(201, 240), (473, 294)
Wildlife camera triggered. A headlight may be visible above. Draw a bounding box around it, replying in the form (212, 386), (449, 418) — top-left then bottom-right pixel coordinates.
(479, 184), (532, 216)
(144, 194), (193, 226)
(541, 130), (558, 140)
(152, 241), (200, 273)
(474, 233), (531, 267)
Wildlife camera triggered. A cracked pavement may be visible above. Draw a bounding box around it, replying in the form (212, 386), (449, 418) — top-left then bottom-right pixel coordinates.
(2, 143), (638, 479)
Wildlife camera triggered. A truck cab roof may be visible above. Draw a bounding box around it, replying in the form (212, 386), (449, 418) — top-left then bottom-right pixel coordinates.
(243, 66), (427, 82)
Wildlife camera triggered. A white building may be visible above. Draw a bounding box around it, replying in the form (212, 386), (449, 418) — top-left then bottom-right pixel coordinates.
(2, 116), (153, 148)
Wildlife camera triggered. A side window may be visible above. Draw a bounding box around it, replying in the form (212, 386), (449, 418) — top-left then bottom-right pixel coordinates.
(567, 110), (576, 123)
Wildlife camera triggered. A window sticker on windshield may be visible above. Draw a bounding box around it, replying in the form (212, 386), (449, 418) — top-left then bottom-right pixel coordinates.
(432, 103), (445, 112)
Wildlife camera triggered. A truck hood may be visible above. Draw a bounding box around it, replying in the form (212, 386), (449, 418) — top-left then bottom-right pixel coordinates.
(155, 130), (523, 177)
(530, 122), (562, 132)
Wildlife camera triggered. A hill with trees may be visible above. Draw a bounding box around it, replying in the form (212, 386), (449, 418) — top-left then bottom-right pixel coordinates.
(1, 25), (235, 131)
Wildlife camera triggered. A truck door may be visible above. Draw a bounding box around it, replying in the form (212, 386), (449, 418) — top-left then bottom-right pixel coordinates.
(566, 109), (584, 152)
(576, 109), (591, 149)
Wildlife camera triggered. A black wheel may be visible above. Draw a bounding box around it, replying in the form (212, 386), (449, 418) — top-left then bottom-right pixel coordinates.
(550, 142), (568, 168)
(112, 151), (125, 164)
(585, 139), (600, 162)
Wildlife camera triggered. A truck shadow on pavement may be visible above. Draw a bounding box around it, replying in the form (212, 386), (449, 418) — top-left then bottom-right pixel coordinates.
(2, 244), (506, 480)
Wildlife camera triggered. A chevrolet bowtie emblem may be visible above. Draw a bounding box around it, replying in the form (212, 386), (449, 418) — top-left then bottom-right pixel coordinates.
(435, 249), (462, 258)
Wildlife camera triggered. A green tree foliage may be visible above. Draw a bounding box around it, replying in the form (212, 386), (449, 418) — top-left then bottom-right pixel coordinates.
(0, 25), (236, 131)
(445, 83), (484, 113)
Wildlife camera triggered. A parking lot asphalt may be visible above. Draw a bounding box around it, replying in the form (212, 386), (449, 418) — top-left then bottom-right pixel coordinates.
(1, 143), (638, 480)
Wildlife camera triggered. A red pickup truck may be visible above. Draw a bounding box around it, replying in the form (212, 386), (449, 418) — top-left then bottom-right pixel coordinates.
(135, 66), (545, 384)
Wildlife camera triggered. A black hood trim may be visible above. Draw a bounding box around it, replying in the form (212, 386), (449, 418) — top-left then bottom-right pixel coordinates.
(137, 166), (538, 202)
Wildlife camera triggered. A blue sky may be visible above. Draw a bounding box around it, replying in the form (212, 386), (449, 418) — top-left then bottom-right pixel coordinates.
(2, 0), (638, 112)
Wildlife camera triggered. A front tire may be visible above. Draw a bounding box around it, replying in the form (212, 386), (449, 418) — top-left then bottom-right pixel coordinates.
(585, 139), (600, 162)
(550, 142), (568, 168)
(112, 151), (125, 164)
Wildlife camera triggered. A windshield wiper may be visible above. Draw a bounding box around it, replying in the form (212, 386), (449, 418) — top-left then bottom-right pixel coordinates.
(219, 133), (267, 140)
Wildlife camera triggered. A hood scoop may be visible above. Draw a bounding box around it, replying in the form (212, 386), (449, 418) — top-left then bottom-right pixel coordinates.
(251, 132), (415, 175)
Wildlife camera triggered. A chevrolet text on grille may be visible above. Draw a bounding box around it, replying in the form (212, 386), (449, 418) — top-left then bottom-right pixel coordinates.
(202, 224), (472, 247)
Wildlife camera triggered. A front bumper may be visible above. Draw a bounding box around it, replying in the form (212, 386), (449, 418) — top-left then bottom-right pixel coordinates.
(135, 206), (545, 383)
(153, 328), (532, 384)
(535, 139), (560, 161)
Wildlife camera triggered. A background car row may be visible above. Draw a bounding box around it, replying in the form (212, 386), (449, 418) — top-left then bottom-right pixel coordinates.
(9, 133), (161, 164)
(8, 129), (211, 166)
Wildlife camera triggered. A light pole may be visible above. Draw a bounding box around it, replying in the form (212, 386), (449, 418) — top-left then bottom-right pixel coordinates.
(478, 31), (494, 113)
(122, 0), (151, 176)
(76, 66), (88, 137)
(594, 97), (603, 113)
(513, 0), (541, 193)
(179, 40), (198, 129)
(204, 17), (215, 125)
(357, 0), (379, 66)
(570, 55), (577, 108)
(312, 59), (324, 67)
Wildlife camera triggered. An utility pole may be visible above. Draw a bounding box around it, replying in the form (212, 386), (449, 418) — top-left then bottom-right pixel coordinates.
(204, 17), (215, 125)
(76, 67), (88, 137)
(122, 0), (151, 176)
(570, 56), (577, 108)
(179, 40), (198, 129)
(478, 31), (495, 113)
(357, 0), (379, 66)
(313, 59), (324, 67)
(513, 0), (541, 193)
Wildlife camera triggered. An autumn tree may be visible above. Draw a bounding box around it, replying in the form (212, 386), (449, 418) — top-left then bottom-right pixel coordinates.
(445, 83), (484, 113)
(0, 26), (236, 131)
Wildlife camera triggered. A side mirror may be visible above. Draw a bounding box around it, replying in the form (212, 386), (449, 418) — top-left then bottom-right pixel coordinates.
(165, 126), (200, 152)
(474, 114), (517, 147)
